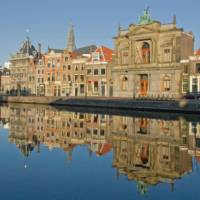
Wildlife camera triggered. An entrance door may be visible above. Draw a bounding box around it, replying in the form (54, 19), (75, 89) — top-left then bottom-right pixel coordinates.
(101, 82), (106, 96)
(109, 86), (113, 96)
(54, 86), (57, 96)
(75, 88), (78, 96)
(58, 86), (61, 96)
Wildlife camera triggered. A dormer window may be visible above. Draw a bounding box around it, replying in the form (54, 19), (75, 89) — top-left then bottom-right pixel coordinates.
(92, 52), (100, 61)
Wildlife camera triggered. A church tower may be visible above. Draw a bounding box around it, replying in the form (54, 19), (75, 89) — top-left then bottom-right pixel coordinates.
(67, 22), (76, 52)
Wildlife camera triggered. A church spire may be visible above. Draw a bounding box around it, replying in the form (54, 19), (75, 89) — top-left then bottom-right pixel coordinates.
(67, 21), (76, 52)
(173, 14), (177, 25)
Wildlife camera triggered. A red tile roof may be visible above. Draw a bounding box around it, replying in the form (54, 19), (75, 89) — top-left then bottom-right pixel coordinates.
(96, 143), (112, 156)
(88, 45), (113, 62)
(194, 49), (200, 56)
(96, 46), (113, 62)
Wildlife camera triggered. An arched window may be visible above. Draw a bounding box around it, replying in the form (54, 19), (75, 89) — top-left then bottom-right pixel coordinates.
(142, 42), (150, 64)
(163, 75), (170, 91)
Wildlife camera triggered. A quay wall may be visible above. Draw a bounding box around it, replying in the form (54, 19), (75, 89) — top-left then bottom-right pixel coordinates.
(1, 96), (200, 114)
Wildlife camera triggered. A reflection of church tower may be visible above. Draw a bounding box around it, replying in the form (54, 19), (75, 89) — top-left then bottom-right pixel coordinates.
(67, 22), (76, 52)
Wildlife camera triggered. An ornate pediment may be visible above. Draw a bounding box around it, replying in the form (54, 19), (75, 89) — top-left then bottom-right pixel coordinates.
(129, 24), (160, 35)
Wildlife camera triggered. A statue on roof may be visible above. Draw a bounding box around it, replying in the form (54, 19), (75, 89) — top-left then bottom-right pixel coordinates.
(139, 7), (153, 25)
(136, 181), (148, 195)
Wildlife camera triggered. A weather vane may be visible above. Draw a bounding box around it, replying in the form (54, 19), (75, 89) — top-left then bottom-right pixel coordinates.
(26, 28), (30, 39)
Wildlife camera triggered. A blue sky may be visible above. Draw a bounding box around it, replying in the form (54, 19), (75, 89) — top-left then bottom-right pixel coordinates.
(0, 0), (199, 65)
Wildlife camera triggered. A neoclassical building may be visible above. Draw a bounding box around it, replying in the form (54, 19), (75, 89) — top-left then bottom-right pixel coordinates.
(112, 9), (194, 98)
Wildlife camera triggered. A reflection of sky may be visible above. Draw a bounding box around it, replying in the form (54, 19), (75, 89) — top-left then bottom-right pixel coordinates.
(0, 129), (200, 200)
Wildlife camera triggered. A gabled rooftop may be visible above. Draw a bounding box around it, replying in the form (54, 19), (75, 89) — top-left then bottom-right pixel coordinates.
(74, 45), (97, 55)
(48, 48), (64, 54)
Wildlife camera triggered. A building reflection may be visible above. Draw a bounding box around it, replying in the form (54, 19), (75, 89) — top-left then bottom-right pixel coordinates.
(0, 104), (200, 193)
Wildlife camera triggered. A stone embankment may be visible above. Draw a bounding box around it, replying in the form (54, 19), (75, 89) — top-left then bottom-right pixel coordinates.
(1, 96), (200, 114)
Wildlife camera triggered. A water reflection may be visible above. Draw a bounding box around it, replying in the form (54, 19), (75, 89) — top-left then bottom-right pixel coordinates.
(0, 103), (200, 195)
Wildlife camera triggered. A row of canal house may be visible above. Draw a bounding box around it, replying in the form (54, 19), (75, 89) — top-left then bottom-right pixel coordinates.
(8, 23), (113, 97)
(5, 9), (200, 98)
(1, 103), (200, 189)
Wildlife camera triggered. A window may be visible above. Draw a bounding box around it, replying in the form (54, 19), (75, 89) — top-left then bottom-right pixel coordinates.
(75, 75), (78, 81)
(184, 65), (188, 74)
(100, 129), (105, 136)
(80, 121), (84, 128)
(47, 73), (50, 81)
(182, 76), (189, 93)
(164, 49), (170, 53)
(56, 72), (60, 81)
(52, 74), (55, 82)
(88, 81), (92, 92)
(192, 78), (198, 93)
(92, 52), (100, 61)
(142, 42), (150, 64)
(192, 122), (197, 134)
(163, 75), (170, 91)
(121, 76), (128, 91)
(94, 81), (99, 92)
(93, 115), (98, 123)
(80, 75), (84, 82)
(93, 129), (98, 135)
(63, 74), (66, 81)
(63, 65), (66, 70)
(48, 63), (51, 67)
(94, 69), (98, 75)
(101, 68), (106, 75)
(80, 84), (84, 94)
(87, 69), (92, 75)
(196, 63), (200, 73)
(121, 50), (129, 64)
(161, 146), (170, 161)
(163, 48), (171, 62)
(68, 65), (71, 70)
(68, 75), (71, 82)
(65, 57), (68, 61)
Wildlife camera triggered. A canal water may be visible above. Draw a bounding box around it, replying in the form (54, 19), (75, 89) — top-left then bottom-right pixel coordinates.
(0, 103), (200, 200)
